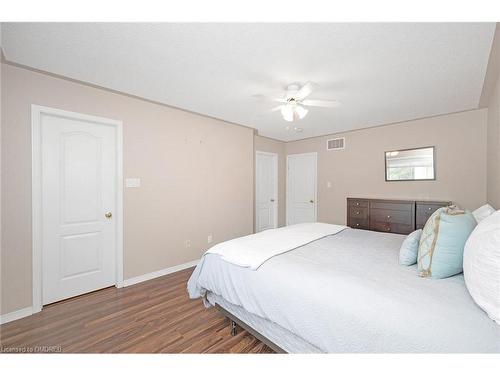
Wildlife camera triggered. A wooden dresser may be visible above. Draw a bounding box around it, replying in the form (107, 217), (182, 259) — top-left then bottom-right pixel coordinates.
(347, 198), (451, 235)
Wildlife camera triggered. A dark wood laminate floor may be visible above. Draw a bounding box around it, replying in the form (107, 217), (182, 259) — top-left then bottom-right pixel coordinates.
(0, 268), (274, 353)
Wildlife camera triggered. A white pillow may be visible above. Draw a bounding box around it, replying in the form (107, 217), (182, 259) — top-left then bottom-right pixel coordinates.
(463, 210), (500, 324)
(472, 204), (496, 223)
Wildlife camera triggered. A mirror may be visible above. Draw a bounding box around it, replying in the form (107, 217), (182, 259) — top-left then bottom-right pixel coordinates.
(385, 146), (435, 181)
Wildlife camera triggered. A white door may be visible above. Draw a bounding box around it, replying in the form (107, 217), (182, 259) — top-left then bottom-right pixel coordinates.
(40, 110), (119, 305)
(287, 153), (317, 225)
(255, 151), (278, 232)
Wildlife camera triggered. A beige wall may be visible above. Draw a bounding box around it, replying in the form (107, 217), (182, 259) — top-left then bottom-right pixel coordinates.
(485, 27), (500, 209)
(487, 73), (500, 209)
(1, 63), (254, 315)
(285, 109), (488, 225)
(0, 59), (3, 316)
(254, 135), (286, 227)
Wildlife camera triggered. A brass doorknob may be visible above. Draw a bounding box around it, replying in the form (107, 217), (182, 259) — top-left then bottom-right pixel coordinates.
(105, 212), (112, 219)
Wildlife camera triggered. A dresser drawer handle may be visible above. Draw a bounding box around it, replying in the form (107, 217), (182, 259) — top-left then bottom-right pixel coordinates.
(356, 202), (359, 206)
(386, 227), (391, 232)
(387, 215), (391, 219)
(428, 207), (432, 211)
(356, 211), (360, 215)
(356, 223), (360, 227)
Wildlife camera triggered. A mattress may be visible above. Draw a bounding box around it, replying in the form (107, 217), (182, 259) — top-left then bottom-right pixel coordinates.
(188, 228), (500, 353)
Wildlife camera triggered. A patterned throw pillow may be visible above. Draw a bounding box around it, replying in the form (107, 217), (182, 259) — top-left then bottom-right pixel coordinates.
(417, 206), (477, 279)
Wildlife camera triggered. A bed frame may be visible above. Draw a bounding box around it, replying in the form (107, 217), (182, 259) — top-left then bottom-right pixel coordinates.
(215, 304), (287, 353)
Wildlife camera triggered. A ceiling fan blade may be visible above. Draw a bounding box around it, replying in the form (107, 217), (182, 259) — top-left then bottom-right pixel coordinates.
(295, 82), (317, 100)
(252, 94), (287, 103)
(301, 99), (341, 108)
(273, 98), (288, 104)
(257, 105), (283, 117)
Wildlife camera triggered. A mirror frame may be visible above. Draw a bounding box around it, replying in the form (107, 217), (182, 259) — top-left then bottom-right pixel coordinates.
(384, 146), (436, 182)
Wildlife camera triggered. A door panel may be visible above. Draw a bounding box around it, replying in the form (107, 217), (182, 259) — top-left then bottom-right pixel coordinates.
(287, 153), (317, 225)
(257, 207), (272, 229)
(61, 132), (102, 223)
(41, 113), (117, 305)
(60, 232), (102, 279)
(256, 152), (278, 232)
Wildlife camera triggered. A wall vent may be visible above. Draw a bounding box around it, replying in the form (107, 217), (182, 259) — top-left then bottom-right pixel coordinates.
(326, 137), (345, 150)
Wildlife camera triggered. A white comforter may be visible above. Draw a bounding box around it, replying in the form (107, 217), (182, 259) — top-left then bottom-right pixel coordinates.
(206, 222), (346, 269)
(188, 229), (500, 353)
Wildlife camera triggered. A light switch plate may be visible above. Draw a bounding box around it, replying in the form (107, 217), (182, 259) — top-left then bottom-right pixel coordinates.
(125, 178), (141, 188)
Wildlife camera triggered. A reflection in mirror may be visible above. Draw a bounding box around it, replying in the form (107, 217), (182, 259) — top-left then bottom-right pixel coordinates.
(385, 147), (435, 181)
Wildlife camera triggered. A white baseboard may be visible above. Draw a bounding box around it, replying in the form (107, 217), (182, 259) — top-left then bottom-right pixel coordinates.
(0, 306), (34, 325)
(123, 259), (199, 287)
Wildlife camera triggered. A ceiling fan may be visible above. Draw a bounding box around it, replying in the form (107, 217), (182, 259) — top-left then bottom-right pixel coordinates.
(257, 82), (340, 122)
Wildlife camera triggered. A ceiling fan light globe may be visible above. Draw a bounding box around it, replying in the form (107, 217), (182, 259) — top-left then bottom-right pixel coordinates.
(295, 105), (309, 119)
(281, 105), (295, 122)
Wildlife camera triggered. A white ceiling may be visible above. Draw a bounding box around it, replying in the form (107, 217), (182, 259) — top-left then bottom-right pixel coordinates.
(1, 23), (496, 141)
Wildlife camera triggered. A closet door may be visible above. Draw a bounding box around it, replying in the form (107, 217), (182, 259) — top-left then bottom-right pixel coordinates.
(286, 152), (317, 225)
(256, 151), (278, 232)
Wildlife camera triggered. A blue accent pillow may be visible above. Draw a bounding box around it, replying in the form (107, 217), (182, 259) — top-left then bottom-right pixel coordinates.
(399, 229), (422, 266)
(418, 206), (476, 279)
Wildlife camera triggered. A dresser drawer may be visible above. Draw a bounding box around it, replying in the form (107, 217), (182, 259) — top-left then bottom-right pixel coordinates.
(348, 217), (369, 230)
(370, 201), (414, 211)
(349, 206), (369, 219)
(347, 199), (369, 208)
(370, 207), (414, 234)
(371, 208), (413, 224)
(370, 221), (414, 234)
(416, 205), (439, 228)
(416, 202), (451, 229)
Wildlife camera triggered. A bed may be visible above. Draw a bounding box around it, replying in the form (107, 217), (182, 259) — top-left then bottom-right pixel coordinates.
(187, 226), (500, 353)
